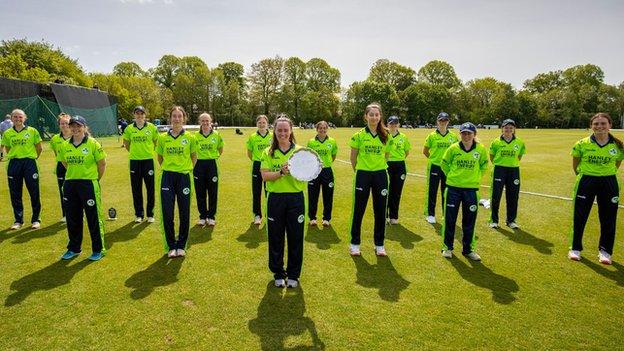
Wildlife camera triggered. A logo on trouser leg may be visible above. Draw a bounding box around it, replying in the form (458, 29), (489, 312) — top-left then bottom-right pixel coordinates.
(612, 196), (620, 203)
(87, 199), (95, 206)
(183, 188), (190, 195)
(297, 215), (304, 223)
(400, 174), (406, 180)
(469, 205), (477, 212)
(212, 176), (218, 182)
(329, 182), (334, 188)
(514, 179), (520, 185)
(381, 189), (388, 196)
(32, 173), (39, 179)
(148, 170), (154, 176)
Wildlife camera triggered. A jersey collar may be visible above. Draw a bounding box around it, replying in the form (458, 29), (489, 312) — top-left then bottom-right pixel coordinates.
(71, 135), (89, 148)
(12, 125), (26, 133)
(500, 135), (516, 144)
(459, 141), (478, 152)
(590, 134), (613, 148)
(200, 129), (214, 138)
(315, 135), (328, 143)
(365, 126), (379, 138)
(133, 122), (147, 130)
(168, 128), (186, 139)
(277, 142), (295, 155)
(436, 129), (449, 137)
(257, 130), (269, 138)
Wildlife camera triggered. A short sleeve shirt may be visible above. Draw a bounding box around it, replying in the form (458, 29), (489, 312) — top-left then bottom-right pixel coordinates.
(260, 144), (306, 193)
(489, 135), (526, 168)
(246, 131), (273, 161)
(441, 142), (489, 189)
(50, 133), (71, 162)
(123, 122), (158, 160)
(571, 135), (624, 176)
(194, 130), (224, 160)
(424, 129), (458, 165)
(156, 130), (197, 173)
(388, 132), (411, 162)
(307, 136), (337, 168)
(349, 127), (393, 171)
(1, 126), (42, 160)
(59, 136), (106, 180)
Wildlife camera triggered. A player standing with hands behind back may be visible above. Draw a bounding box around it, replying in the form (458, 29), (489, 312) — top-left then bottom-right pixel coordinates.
(386, 115), (411, 225)
(306, 121), (337, 227)
(247, 115), (273, 225)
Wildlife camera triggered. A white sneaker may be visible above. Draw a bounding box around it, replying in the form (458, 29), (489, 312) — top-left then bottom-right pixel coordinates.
(598, 250), (612, 265)
(309, 219), (317, 226)
(146, 217), (155, 223)
(10, 222), (22, 230)
(508, 222), (520, 229)
(274, 278), (286, 288)
(134, 217), (143, 223)
(60, 217), (66, 223)
(465, 251), (481, 261)
(426, 216), (436, 224)
(489, 222), (499, 228)
(568, 250), (582, 261)
(442, 249), (453, 258)
(31, 221), (41, 229)
(349, 244), (361, 256)
(479, 198), (491, 209)
(176, 249), (186, 257)
(286, 279), (298, 288)
(206, 219), (216, 226)
(388, 218), (399, 225)
(322, 220), (330, 227)
(253, 216), (262, 225)
(197, 219), (206, 226)
(375, 246), (387, 256)
(167, 249), (177, 258)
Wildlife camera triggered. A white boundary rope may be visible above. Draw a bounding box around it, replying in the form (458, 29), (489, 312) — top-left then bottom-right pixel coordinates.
(336, 159), (624, 209)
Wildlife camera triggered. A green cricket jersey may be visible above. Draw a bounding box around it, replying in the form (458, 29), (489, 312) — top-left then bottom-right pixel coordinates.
(156, 130), (197, 173)
(307, 136), (337, 168)
(571, 135), (624, 176)
(489, 135), (526, 167)
(349, 127), (393, 171)
(246, 130), (273, 161)
(441, 141), (488, 189)
(260, 143), (306, 193)
(388, 131), (411, 162)
(50, 133), (71, 162)
(59, 136), (106, 180)
(194, 130), (224, 160)
(123, 122), (158, 160)
(1, 126), (42, 159)
(424, 129), (458, 165)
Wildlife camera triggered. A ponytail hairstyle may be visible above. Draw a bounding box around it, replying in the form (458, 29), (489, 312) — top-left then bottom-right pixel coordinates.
(364, 103), (388, 144)
(169, 105), (188, 124)
(269, 114), (296, 156)
(590, 113), (623, 150)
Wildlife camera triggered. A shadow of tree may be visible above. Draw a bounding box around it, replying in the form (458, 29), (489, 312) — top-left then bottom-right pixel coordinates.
(5, 259), (92, 307)
(187, 225), (213, 249)
(305, 226), (340, 250)
(105, 221), (149, 250)
(125, 256), (185, 300)
(581, 260), (624, 287)
(12, 222), (65, 244)
(351, 255), (410, 302)
(237, 224), (266, 249)
(449, 258), (519, 304)
(495, 228), (554, 255)
(248, 282), (325, 350)
(385, 224), (423, 249)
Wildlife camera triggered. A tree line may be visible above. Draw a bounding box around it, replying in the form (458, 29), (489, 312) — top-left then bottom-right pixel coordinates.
(1, 39), (622, 128)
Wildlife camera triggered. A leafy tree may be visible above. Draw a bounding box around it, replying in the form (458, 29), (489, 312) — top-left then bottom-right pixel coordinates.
(342, 80), (401, 126)
(247, 56), (284, 116)
(417, 60), (461, 90)
(368, 59), (415, 92)
(280, 57), (307, 121)
(458, 77), (518, 125)
(151, 55), (180, 89)
(401, 82), (452, 124)
(113, 62), (146, 77)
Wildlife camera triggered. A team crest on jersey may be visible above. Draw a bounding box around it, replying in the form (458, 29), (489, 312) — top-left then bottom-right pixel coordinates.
(472, 152), (480, 159)
(381, 189), (388, 196)
(514, 179), (520, 185)
(183, 187), (190, 195)
(609, 148), (617, 155)
(514, 145), (520, 150)
(145, 130), (151, 135)
(612, 196), (620, 204)
(212, 176), (218, 182)
(469, 205), (477, 212)
(87, 199), (95, 206)
(24, 133), (30, 139)
(81, 147), (89, 155)
(181, 138), (188, 145)
(327, 144), (332, 149)
(297, 215), (304, 223)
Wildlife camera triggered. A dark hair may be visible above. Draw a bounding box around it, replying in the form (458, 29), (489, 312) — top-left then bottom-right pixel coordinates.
(590, 113), (623, 150)
(364, 103), (388, 144)
(269, 114), (296, 156)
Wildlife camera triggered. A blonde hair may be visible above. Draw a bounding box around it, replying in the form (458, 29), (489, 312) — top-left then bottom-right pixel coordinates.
(11, 109), (26, 119)
(198, 112), (212, 122)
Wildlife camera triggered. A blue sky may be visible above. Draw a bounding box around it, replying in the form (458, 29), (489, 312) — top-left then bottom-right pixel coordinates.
(1, 0), (622, 88)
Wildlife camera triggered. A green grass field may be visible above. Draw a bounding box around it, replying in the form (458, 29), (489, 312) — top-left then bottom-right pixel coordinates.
(0, 128), (622, 350)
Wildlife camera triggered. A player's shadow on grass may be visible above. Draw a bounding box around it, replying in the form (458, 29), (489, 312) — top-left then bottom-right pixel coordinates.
(188, 225), (213, 248)
(237, 224), (266, 249)
(351, 255), (410, 302)
(125, 256), (185, 300)
(0, 227), (26, 245)
(248, 282), (325, 350)
(305, 226), (340, 250)
(449, 258), (519, 304)
(5, 259), (92, 307)
(12, 222), (64, 244)
(495, 228), (554, 255)
(385, 224), (423, 249)
(581, 260), (624, 287)
(105, 221), (149, 250)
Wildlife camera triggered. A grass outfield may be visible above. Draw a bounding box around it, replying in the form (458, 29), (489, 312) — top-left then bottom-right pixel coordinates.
(0, 127), (622, 350)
